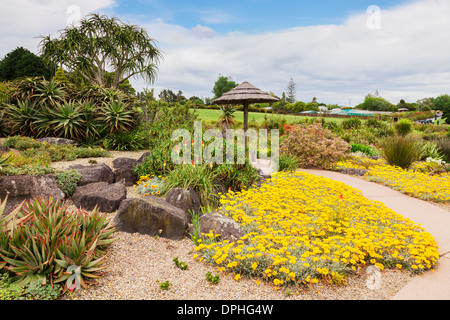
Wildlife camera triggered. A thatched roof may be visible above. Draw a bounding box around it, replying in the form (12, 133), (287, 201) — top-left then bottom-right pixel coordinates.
(213, 81), (279, 105)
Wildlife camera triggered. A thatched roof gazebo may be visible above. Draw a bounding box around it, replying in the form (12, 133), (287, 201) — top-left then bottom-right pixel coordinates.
(213, 81), (279, 147)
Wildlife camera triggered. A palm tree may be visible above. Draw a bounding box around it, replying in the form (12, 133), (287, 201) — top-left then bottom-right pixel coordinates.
(217, 105), (237, 137)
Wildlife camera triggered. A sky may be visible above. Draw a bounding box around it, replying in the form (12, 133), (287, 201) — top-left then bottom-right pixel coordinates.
(1, 0), (450, 106)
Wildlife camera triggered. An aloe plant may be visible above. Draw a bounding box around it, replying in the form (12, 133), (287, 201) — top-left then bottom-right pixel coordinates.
(0, 197), (115, 292)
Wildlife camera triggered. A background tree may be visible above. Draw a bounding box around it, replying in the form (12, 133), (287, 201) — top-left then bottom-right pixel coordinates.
(286, 77), (296, 103)
(433, 94), (450, 121)
(158, 89), (177, 103)
(39, 13), (162, 90)
(212, 75), (238, 99)
(356, 94), (397, 112)
(0, 47), (53, 81)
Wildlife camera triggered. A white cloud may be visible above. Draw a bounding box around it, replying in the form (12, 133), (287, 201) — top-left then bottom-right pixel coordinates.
(2, 0), (449, 106)
(191, 24), (217, 38)
(133, 0), (450, 105)
(0, 0), (115, 56)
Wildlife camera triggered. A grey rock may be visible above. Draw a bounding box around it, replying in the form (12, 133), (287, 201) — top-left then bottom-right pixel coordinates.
(112, 157), (139, 187)
(69, 163), (115, 186)
(137, 151), (151, 164)
(195, 212), (246, 243)
(0, 174), (65, 214)
(71, 182), (126, 213)
(0, 145), (10, 153)
(113, 196), (188, 240)
(165, 188), (202, 222)
(36, 137), (76, 145)
(339, 168), (368, 176)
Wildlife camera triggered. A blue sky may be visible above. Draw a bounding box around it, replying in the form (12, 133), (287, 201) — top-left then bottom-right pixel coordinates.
(114, 0), (410, 34)
(1, 0), (450, 105)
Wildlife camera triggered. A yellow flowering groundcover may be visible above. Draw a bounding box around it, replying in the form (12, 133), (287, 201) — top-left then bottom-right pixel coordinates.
(194, 172), (440, 287)
(334, 156), (450, 202)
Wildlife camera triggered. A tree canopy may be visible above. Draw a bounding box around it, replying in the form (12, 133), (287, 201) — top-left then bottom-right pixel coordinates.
(212, 75), (238, 99)
(39, 13), (162, 90)
(0, 47), (53, 81)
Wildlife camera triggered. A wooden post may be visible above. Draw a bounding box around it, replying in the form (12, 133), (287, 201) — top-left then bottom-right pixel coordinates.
(243, 101), (249, 149)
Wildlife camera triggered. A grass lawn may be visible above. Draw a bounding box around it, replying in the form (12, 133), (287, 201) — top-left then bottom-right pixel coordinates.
(193, 108), (345, 125)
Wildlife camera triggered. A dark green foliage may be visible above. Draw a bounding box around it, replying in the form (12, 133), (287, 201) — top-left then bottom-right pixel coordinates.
(433, 94), (450, 121)
(0, 47), (53, 81)
(102, 130), (146, 151)
(212, 75), (238, 99)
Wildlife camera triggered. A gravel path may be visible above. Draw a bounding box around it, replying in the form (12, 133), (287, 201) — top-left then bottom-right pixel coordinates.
(55, 150), (415, 301)
(61, 212), (414, 301)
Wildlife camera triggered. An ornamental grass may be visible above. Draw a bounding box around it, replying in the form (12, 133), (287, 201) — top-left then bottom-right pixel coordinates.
(194, 172), (440, 287)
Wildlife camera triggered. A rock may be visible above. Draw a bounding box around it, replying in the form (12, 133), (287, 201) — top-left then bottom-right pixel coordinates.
(113, 196), (188, 240)
(0, 175), (65, 214)
(339, 168), (368, 176)
(137, 151), (150, 164)
(0, 145), (10, 153)
(195, 212), (247, 243)
(71, 182), (126, 213)
(36, 137), (76, 145)
(112, 157), (139, 187)
(69, 163), (115, 186)
(165, 188), (202, 222)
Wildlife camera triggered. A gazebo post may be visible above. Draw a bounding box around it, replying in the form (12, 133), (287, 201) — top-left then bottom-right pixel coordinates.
(243, 101), (249, 149)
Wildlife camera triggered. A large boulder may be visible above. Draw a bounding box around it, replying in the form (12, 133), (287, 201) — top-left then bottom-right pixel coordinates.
(165, 188), (202, 222)
(194, 212), (247, 243)
(0, 175), (65, 214)
(71, 182), (126, 213)
(113, 196), (188, 240)
(69, 163), (115, 186)
(112, 157), (139, 187)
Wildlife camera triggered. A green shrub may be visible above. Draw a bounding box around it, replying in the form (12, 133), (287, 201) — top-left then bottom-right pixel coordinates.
(381, 135), (420, 169)
(55, 169), (82, 197)
(395, 119), (413, 136)
(435, 137), (450, 162)
(160, 164), (219, 209)
(278, 153), (300, 172)
(212, 162), (260, 192)
(5, 136), (41, 150)
(342, 118), (362, 130)
(102, 130), (146, 151)
(351, 143), (378, 157)
(366, 118), (384, 128)
(134, 141), (175, 177)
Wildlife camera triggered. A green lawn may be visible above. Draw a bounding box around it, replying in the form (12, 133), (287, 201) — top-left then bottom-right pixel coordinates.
(193, 108), (344, 125)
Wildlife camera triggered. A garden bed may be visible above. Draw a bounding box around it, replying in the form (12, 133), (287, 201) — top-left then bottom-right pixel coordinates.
(59, 161), (422, 300)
